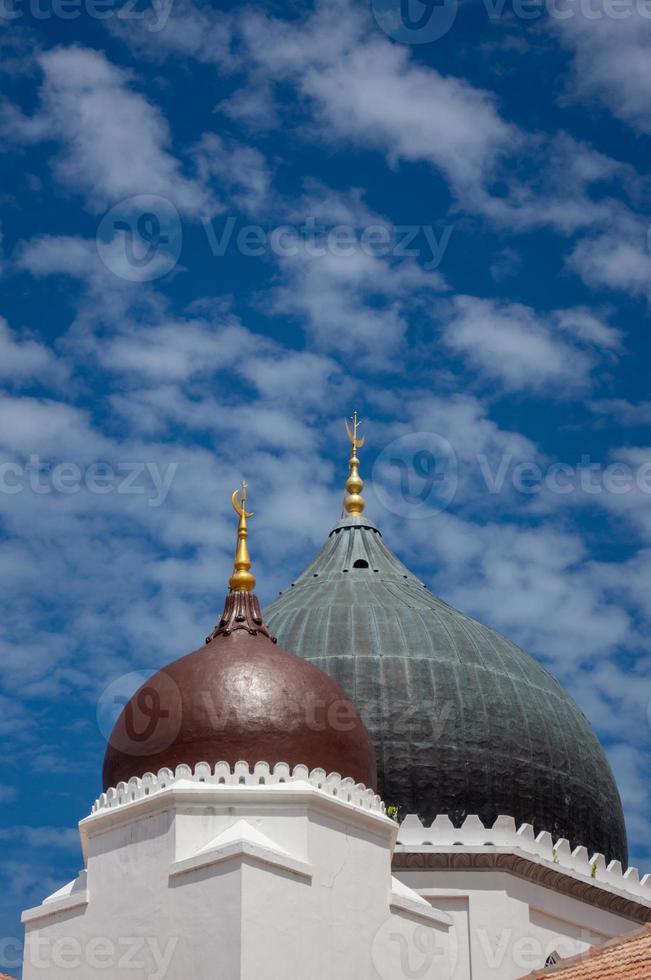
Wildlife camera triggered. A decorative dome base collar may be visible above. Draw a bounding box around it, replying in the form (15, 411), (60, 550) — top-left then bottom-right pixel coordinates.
(93, 760), (385, 815)
(206, 591), (277, 644)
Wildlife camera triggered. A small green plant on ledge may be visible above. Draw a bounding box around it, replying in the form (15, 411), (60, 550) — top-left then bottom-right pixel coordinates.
(387, 805), (399, 822)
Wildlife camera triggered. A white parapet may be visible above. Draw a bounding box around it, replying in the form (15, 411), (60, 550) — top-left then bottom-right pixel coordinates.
(395, 813), (651, 906)
(91, 760), (386, 815)
(393, 812), (651, 980)
(21, 762), (453, 980)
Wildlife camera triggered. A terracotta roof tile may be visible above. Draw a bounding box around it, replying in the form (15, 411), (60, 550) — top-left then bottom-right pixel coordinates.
(519, 924), (651, 979)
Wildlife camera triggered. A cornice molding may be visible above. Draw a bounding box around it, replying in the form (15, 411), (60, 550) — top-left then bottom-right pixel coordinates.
(393, 849), (651, 924)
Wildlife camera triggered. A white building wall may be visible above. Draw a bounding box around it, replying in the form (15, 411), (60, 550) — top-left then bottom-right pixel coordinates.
(21, 764), (453, 980)
(394, 813), (651, 979)
(21, 766), (651, 980)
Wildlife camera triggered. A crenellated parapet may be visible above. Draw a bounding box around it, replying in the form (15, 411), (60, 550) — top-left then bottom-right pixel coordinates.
(395, 813), (651, 912)
(93, 760), (385, 815)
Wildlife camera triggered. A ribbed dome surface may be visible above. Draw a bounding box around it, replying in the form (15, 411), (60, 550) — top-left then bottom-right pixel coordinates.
(264, 516), (628, 865)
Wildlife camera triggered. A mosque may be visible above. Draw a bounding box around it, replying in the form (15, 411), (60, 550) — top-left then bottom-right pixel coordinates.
(20, 416), (651, 979)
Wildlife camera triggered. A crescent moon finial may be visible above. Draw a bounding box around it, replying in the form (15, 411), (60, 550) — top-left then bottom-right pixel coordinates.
(343, 412), (366, 515)
(232, 481), (253, 520)
(228, 480), (255, 591)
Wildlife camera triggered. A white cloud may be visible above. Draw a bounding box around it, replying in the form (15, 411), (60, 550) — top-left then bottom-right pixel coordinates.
(99, 319), (254, 382)
(108, 0), (236, 66)
(0, 826), (80, 850)
(606, 744), (651, 864)
(428, 516), (631, 664)
(555, 15), (651, 133)
(555, 308), (622, 349)
(585, 446), (651, 542)
(3, 46), (212, 215)
(110, 0), (515, 197)
(104, 0), (645, 254)
(472, 134), (626, 234)
(0, 317), (66, 385)
(242, 1), (512, 193)
(0, 394), (103, 458)
(569, 223), (651, 300)
(193, 134), (272, 215)
(236, 4), (629, 238)
(589, 400), (651, 426)
(84, 312), (345, 413)
(16, 234), (166, 327)
(302, 40), (511, 191)
(441, 296), (617, 394)
(272, 240), (444, 365)
(218, 81), (279, 131)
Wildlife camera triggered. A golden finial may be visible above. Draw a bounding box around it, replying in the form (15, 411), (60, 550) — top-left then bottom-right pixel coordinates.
(228, 481), (256, 592)
(343, 411), (366, 515)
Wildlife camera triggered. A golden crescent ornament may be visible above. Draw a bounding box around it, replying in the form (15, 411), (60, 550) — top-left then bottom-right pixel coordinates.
(345, 414), (366, 450)
(232, 484), (253, 519)
(343, 413), (366, 515)
(228, 481), (255, 591)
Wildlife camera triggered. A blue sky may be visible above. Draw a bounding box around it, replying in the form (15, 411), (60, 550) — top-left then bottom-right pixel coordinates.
(1, 0), (651, 967)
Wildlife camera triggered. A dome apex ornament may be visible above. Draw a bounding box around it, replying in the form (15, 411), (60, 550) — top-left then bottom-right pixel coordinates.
(228, 480), (255, 592)
(343, 412), (366, 515)
(208, 480), (276, 642)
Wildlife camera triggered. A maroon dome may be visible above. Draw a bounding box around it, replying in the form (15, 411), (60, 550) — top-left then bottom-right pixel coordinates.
(102, 593), (377, 792)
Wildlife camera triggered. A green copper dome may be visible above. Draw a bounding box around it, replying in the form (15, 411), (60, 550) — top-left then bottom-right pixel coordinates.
(264, 514), (627, 865)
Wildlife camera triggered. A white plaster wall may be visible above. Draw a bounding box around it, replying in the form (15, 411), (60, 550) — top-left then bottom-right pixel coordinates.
(22, 783), (453, 980)
(395, 867), (644, 979)
(27, 768), (647, 980)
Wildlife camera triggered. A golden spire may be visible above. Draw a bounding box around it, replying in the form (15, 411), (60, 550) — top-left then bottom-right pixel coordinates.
(228, 481), (256, 592)
(343, 411), (366, 515)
